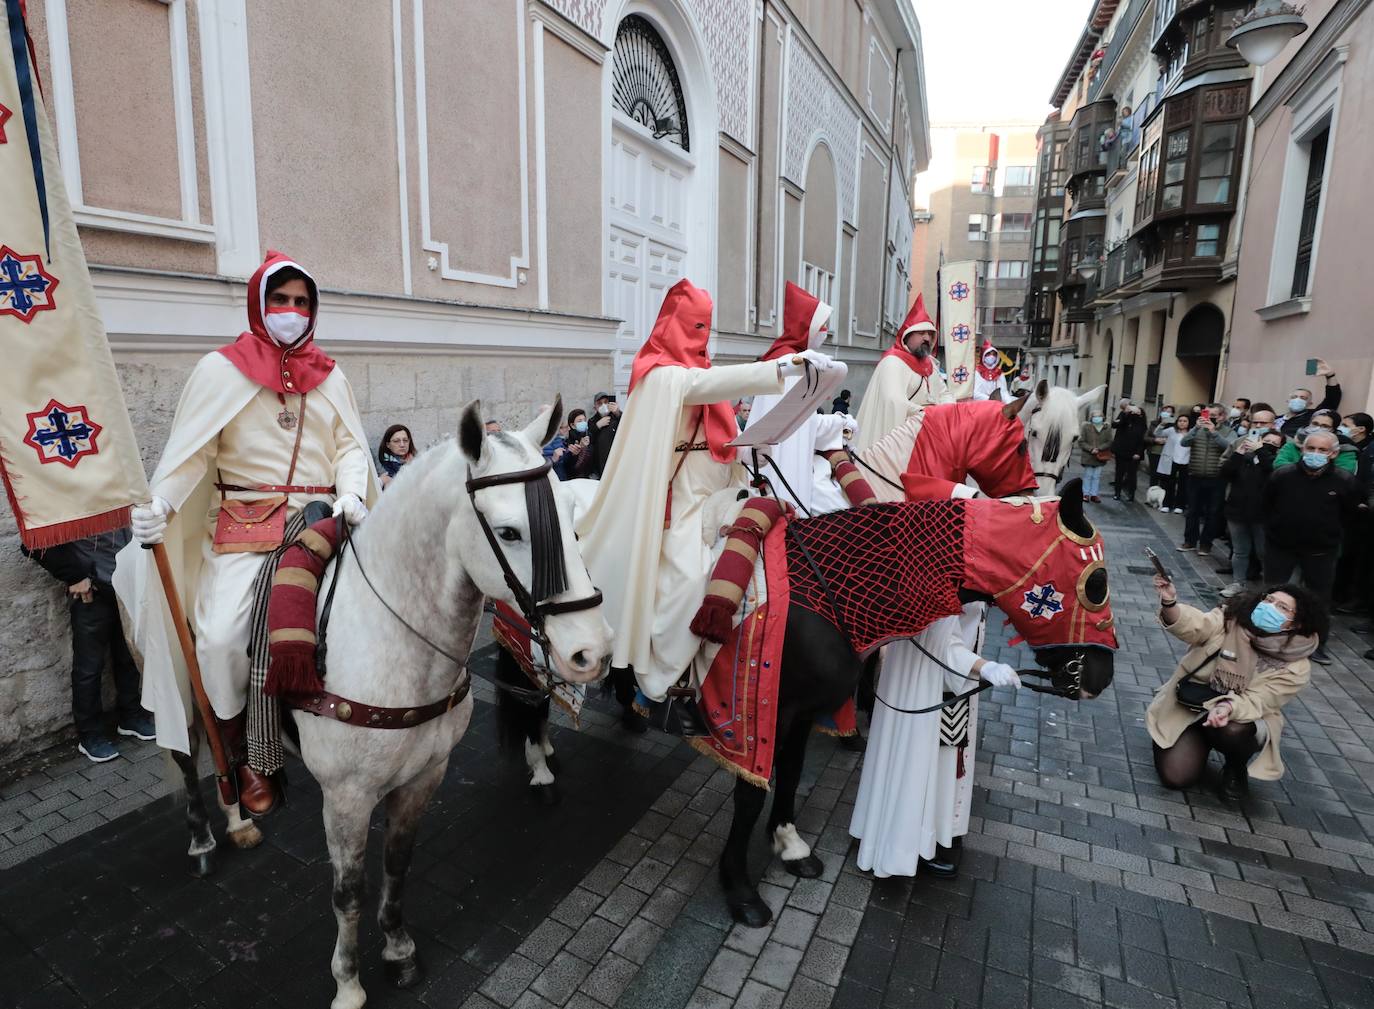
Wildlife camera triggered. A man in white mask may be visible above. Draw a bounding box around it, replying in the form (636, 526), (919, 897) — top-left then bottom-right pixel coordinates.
(118, 251), (377, 820)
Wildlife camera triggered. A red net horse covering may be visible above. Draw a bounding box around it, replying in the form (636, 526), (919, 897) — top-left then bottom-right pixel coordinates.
(785, 501), (967, 656)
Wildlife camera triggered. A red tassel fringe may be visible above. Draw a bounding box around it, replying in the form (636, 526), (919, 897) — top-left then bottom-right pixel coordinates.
(691, 597), (736, 644)
(264, 645), (324, 697)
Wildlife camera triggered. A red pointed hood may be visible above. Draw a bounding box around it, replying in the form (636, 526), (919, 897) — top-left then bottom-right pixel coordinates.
(881, 294), (936, 378)
(761, 282), (833, 361)
(629, 279), (738, 463)
(217, 250), (336, 395)
(977, 339), (1002, 381)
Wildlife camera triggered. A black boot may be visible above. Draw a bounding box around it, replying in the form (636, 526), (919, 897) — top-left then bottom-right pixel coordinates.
(1219, 762), (1249, 804)
(920, 844), (959, 879)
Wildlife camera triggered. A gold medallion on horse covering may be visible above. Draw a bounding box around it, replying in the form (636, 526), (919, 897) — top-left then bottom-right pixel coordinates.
(335, 701), (353, 721)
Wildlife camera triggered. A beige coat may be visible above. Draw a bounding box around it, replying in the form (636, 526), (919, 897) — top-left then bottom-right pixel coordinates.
(1145, 604), (1310, 780)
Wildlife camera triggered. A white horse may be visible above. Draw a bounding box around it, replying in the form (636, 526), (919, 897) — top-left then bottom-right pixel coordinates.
(854, 381), (1105, 500)
(174, 398), (609, 1009)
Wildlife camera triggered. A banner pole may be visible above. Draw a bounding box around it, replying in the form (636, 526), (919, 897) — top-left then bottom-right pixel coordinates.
(147, 542), (236, 805)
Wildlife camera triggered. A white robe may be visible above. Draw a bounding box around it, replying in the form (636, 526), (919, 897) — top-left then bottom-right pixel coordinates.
(974, 372), (1011, 402)
(852, 355), (952, 454)
(576, 360), (783, 700)
(850, 603), (986, 877)
(112, 352), (378, 754)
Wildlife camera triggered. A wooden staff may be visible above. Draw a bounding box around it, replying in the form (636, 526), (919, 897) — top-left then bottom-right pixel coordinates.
(147, 541), (236, 806)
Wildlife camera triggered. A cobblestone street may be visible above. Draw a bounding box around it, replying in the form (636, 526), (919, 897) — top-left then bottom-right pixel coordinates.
(4, 490), (1374, 1009)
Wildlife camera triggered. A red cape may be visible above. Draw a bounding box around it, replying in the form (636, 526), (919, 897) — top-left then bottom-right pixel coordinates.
(217, 250), (336, 395)
(629, 278), (738, 463)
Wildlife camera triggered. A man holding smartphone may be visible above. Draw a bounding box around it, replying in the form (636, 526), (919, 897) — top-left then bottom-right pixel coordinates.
(1279, 358), (1341, 437)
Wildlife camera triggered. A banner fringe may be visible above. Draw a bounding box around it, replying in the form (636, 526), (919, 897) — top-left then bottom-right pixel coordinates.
(687, 736), (772, 790)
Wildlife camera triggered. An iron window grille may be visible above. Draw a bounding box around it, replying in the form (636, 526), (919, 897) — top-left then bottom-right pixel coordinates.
(612, 15), (690, 151)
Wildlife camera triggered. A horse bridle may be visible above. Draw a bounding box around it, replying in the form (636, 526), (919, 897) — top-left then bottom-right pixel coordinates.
(465, 459), (603, 675)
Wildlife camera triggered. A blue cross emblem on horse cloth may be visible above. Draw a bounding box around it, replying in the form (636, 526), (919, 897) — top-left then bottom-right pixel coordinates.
(0, 246), (58, 323)
(1021, 582), (1065, 620)
(22, 399), (102, 467)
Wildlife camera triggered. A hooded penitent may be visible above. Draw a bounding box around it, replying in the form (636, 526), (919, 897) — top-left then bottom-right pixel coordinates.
(576, 278), (785, 701)
(976, 340), (1001, 383)
(218, 251), (335, 395)
(853, 293), (951, 452)
(112, 251), (378, 757)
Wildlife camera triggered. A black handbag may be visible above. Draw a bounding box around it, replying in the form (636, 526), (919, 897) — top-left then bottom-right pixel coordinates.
(1175, 648), (1225, 712)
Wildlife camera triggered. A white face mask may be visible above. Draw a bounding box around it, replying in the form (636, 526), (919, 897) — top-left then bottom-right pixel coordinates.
(265, 309), (310, 346)
(597, 404), (610, 416)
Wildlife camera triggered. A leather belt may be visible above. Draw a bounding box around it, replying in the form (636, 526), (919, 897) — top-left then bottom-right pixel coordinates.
(288, 675), (472, 729)
(215, 482), (337, 495)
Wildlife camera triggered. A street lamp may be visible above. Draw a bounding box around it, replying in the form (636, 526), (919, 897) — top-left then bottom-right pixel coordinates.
(1226, 1), (1308, 67)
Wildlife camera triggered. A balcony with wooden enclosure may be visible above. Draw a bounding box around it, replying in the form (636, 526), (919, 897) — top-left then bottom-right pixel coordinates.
(1066, 99), (1117, 211)
(1129, 76), (1246, 293)
(1151, 0), (1252, 82)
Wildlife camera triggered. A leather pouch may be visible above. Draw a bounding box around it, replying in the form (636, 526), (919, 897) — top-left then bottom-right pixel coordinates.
(213, 496), (288, 554)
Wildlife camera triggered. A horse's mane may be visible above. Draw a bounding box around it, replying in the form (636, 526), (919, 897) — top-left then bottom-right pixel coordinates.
(1027, 386), (1082, 465)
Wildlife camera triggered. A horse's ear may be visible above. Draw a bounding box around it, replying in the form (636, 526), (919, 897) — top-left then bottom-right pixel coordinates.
(1035, 379), (1050, 402)
(458, 399), (486, 466)
(523, 395), (563, 448)
(1077, 384), (1107, 414)
(1002, 392), (1030, 420)
(1058, 478), (1092, 537)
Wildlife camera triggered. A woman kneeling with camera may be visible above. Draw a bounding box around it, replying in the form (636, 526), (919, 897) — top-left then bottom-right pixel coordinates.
(1147, 574), (1324, 803)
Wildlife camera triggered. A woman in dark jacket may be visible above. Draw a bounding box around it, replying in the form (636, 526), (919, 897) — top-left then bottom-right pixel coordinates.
(1110, 405), (1148, 501)
(377, 424), (416, 489)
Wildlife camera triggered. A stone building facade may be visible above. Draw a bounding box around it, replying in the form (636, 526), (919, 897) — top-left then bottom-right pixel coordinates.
(1, 0), (929, 762)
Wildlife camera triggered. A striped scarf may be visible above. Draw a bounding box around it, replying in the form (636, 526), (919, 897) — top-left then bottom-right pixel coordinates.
(262, 517), (341, 697)
(245, 511), (310, 774)
(691, 497), (791, 644)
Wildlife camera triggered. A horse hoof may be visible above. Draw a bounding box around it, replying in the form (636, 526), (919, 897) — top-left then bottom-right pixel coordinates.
(727, 896), (773, 928)
(228, 823), (264, 850)
(186, 851), (216, 878)
(384, 954), (423, 989)
(783, 854), (825, 879)
(531, 783), (560, 806)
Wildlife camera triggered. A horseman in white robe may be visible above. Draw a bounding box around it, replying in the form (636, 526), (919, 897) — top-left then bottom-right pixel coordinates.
(576, 279), (828, 713)
(973, 340), (1012, 402)
(116, 252), (378, 816)
(852, 295), (953, 453)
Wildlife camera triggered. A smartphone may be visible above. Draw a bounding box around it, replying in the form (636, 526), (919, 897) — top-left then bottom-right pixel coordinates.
(1199, 408), (1211, 423)
(1144, 547), (1171, 582)
(1306, 358), (1318, 376)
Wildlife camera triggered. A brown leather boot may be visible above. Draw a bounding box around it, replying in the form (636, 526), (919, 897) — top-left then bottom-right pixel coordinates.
(216, 711), (278, 818)
(236, 764), (279, 819)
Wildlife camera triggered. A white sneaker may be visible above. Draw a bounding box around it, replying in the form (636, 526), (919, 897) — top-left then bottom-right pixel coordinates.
(1158, 505), (1169, 512)
(1173, 508), (1185, 514)
(1220, 582), (1244, 598)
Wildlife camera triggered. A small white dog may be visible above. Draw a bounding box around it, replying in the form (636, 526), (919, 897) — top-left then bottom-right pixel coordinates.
(1146, 485), (1167, 509)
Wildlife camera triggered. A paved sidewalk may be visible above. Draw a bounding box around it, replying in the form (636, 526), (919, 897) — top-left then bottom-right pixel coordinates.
(4, 492), (1374, 1008)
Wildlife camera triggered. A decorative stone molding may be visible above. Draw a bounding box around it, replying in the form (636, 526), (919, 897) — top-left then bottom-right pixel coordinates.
(783, 37), (860, 224)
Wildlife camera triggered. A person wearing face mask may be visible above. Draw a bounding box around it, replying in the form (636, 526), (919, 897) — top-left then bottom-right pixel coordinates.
(1273, 411), (1358, 472)
(1147, 575), (1322, 803)
(1263, 429), (1366, 664)
(1179, 404), (1237, 556)
(1278, 359), (1341, 437)
(1147, 406), (1176, 484)
(590, 392), (621, 477)
(1219, 430), (1284, 597)
(1110, 401), (1147, 502)
(1229, 397), (1251, 433)
(556, 408), (596, 480)
(1078, 409), (1112, 502)
(119, 252), (378, 817)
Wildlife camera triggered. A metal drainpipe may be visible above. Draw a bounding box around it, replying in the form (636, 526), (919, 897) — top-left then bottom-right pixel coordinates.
(876, 47), (904, 343)
(752, 5), (771, 333)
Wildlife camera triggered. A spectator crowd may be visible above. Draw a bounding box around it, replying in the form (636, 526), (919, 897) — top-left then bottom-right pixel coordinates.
(1081, 358), (1372, 668)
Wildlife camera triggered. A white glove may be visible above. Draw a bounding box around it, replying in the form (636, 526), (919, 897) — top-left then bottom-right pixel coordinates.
(131, 497), (170, 545)
(777, 349), (834, 379)
(332, 493), (368, 527)
(980, 661), (1021, 689)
